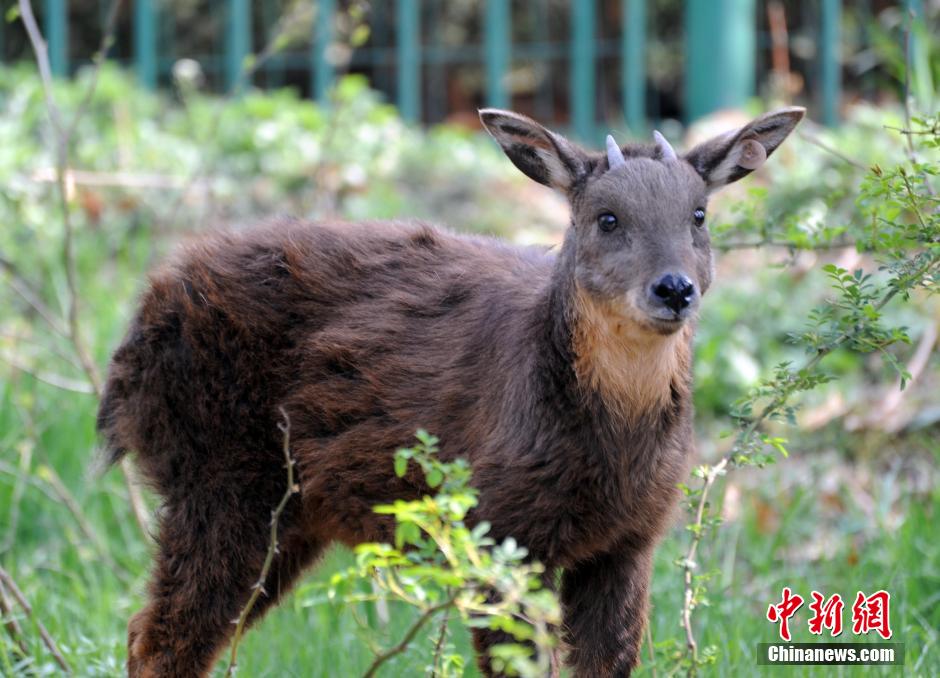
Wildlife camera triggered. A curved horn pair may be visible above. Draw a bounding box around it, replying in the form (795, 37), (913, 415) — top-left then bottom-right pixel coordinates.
(607, 131), (677, 170)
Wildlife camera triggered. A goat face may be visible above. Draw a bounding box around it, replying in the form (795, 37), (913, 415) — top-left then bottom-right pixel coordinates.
(480, 106), (804, 335)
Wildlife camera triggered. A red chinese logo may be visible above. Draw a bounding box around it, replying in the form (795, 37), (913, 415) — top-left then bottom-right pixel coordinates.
(808, 591), (844, 637)
(851, 590), (893, 640)
(766, 587), (804, 641)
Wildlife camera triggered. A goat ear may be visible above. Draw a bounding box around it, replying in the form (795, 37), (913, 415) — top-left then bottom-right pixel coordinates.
(479, 108), (589, 192)
(684, 106), (805, 192)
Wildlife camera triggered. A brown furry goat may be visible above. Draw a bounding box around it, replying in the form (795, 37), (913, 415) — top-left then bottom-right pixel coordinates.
(98, 107), (803, 677)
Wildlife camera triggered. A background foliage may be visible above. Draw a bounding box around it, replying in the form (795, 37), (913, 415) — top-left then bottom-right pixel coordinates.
(0, 57), (938, 676)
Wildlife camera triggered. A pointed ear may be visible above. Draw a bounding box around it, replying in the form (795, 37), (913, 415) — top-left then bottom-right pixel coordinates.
(479, 108), (590, 192)
(684, 107), (805, 192)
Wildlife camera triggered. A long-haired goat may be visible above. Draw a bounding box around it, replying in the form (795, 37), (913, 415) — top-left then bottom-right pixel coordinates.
(98, 107), (803, 677)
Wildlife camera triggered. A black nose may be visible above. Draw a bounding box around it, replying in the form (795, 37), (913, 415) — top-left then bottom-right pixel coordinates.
(651, 274), (696, 314)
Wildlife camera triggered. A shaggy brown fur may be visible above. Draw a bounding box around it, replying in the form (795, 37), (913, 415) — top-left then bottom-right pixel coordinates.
(98, 108), (803, 677)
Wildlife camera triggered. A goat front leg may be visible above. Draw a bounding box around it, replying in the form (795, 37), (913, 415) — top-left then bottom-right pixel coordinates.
(560, 540), (654, 677)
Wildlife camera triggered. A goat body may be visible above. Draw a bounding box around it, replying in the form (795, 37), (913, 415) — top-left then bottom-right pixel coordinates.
(101, 218), (687, 676)
(100, 106), (803, 676)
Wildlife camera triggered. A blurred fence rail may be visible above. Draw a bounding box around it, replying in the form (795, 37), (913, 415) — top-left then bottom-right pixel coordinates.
(0, 0), (932, 140)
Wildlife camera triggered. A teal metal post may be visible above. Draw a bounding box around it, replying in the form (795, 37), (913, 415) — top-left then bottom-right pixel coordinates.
(622, 0), (646, 134)
(907, 0), (924, 66)
(225, 0), (251, 92)
(134, 0), (158, 89)
(820, 0), (841, 126)
(906, 0), (924, 66)
(484, 0), (510, 109)
(397, 0), (420, 122)
(570, 0), (596, 142)
(685, 0), (755, 122)
(44, 0), (67, 77)
(906, 0), (929, 108)
(312, 0), (336, 102)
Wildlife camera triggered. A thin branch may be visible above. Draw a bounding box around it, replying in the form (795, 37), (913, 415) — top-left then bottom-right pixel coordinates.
(30, 167), (212, 190)
(0, 461), (63, 505)
(902, 12), (916, 162)
(16, 0), (63, 134)
(0, 255), (70, 338)
(0, 579), (31, 660)
(0, 332), (85, 372)
(854, 319), (938, 433)
(430, 599), (451, 676)
(645, 616), (657, 678)
(0, 439), (31, 555)
(1, 352), (94, 393)
(883, 124), (939, 137)
(897, 9), (936, 198)
(224, 408), (299, 677)
(39, 460), (131, 580)
(362, 595), (459, 678)
(797, 130), (868, 171)
(17, 0), (151, 539)
(679, 457), (727, 670)
(0, 567), (71, 674)
(716, 238), (856, 252)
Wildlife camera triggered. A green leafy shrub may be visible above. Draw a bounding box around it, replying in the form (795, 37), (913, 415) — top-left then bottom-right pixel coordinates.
(322, 431), (559, 678)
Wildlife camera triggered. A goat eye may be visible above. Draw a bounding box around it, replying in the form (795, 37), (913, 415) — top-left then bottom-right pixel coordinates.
(693, 208), (706, 227)
(597, 213), (619, 232)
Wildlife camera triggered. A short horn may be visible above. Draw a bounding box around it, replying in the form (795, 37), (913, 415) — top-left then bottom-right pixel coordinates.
(606, 134), (626, 170)
(653, 130), (677, 161)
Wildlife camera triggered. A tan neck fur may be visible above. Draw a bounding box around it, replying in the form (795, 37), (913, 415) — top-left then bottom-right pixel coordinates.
(572, 287), (691, 420)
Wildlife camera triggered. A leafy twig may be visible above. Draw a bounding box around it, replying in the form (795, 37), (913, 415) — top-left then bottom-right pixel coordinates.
(679, 246), (939, 673)
(679, 458), (727, 669)
(0, 566), (71, 674)
(362, 595), (459, 678)
(224, 408), (299, 677)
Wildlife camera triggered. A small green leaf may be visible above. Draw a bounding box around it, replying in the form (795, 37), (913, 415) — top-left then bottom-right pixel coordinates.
(394, 455), (408, 477)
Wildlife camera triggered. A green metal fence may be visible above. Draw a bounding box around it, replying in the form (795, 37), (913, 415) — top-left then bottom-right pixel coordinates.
(7, 1), (928, 140)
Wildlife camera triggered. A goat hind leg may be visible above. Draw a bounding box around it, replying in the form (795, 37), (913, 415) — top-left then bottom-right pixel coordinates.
(127, 497), (320, 677)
